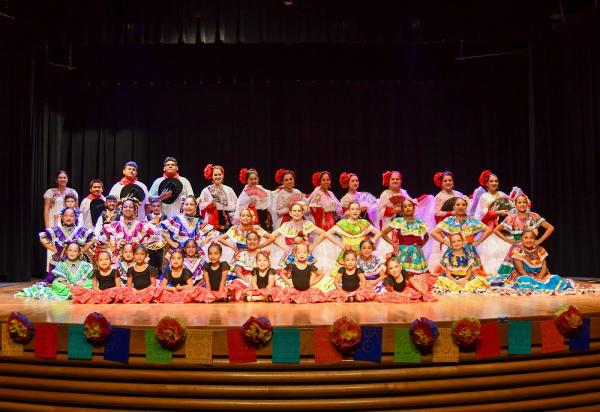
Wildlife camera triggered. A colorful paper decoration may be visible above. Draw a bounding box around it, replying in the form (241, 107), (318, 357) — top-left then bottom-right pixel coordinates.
(569, 318), (590, 352)
(329, 316), (361, 354)
(1, 324), (24, 356)
(354, 326), (383, 363)
(554, 305), (583, 337)
(156, 316), (186, 350)
(67, 325), (93, 360)
(314, 327), (343, 363)
(451, 317), (481, 351)
(508, 321), (532, 355)
(6, 312), (34, 344)
(540, 319), (566, 353)
(227, 329), (257, 363)
(145, 329), (173, 363)
(104, 327), (130, 363)
(241, 316), (273, 348)
(410, 317), (439, 354)
(272, 328), (301, 364)
(185, 329), (213, 364)
(476, 322), (500, 360)
(432, 328), (459, 362)
(34, 323), (57, 359)
(394, 328), (421, 363)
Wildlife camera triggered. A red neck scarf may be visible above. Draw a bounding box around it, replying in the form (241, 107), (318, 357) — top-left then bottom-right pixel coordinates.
(163, 172), (180, 179)
(86, 193), (103, 200)
(120, 176), (138, 185)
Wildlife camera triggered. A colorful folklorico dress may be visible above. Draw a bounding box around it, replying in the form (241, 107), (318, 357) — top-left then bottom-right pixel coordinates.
(39, 224), (95, 283)
(273, 188), (305, 229)
(307, 187), (342, 231)
(357, 255), (386, 294)
(389, 217), (429, 273)
(474, 191), (511, 274)
(198, 183), (238, 232)
(433, 216), (487, 271)
(428, 189), (466, 270)
(159, 214), (215, 260)
(17, 260), (93, 300)
(435, 248), (489, 293)
(227, 250), (259, 300)
(499, 245), (573, 292)
(235, 184), (274, 232)
(495, 212), (546, 276)
(100, 220), (154, 260)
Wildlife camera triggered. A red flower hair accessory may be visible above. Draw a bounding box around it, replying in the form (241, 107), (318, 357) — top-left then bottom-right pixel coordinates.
(339, 172), (354, 189)
(239, 168), (248, 185)
(241, 316), (273, 348)
(274, 168), (287, 185)
(311, 171), (321, 188)
(329, 316), (361, 354)
(203, 164), (214, 180)
(382, 171), (392, 187)
(83, 312), (112, 346)
(7, 312), (34, 344)
(478, 170), (493, 187)
(451, 317), (481, 351)
(554, 305), (583, 337)
(156, 316), (187, 350)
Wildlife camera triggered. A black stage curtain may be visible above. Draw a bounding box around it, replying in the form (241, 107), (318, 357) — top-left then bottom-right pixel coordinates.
(531, 9), (600, 276)
(0, 19), (34, 281)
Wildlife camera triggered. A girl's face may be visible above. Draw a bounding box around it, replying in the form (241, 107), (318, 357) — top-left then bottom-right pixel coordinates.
(62, 209), (76, 226)
(516, 195), (528, 213)
(247, 172), (259, 186)
(212, 168), (224, 185)
(90, 183), (103, 196)
(134, 248), (147, 264)
(208, 246), (221, 263)
(170, 253), (183, 269)
(97, 253), (112, 270)
(487, 175), (499, 192)
(386, 259), (402, 277)
(441, 175), (454, 191)
(122, 245), (134, 261)
(56, 173), (68, 186)
(360, 241), (373, 259)
(256, 254), (270, 270)
(66, 243), (80, 261)
(348, 175), (359, 191)
(348, 203), (361, 219)
(185, 241), (198, 257)
(240, 210), (253, 225)
(295, 244), (309, 262)
(401, 200), (415, 217)
(522, 231), (536, 248)
(64, 198), (76, 208)
(246, 233), (259, 251)
(183, 198), (196, 216)
(450, 234), (464, 250)
(320, 173), (331, 190)
(453, 198), (468, 216)
(151, 201), (162, 214)
(290, 204), (304, 221)
(389, 172), (402, 190)
(283, 173), (295, 190)
(344, 253), (357, 270)
(122, 201), (135, 218)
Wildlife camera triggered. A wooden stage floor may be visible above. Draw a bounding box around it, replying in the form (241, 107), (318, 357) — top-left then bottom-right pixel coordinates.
(2, 282), (600, 327)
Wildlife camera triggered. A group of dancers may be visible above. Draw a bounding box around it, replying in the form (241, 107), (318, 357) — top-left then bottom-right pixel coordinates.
(17, 157), (586, 304)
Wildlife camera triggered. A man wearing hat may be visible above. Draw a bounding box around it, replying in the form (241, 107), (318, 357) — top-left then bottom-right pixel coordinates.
(149, 156), (194, 217)
(108, 161), (150, 221)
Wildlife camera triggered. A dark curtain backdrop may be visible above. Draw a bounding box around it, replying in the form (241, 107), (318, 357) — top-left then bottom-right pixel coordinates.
(0, 18), (34, 282)
(532, 9), (600, 276)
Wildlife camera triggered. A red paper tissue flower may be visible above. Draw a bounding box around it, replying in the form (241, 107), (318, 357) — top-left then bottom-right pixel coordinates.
(329, 316), (361, 354)
(156, 316), (186, 350)
(7, 312), (34, 344)
(241, 316), (273, 348)
(451, 317), (481, 351)
(83, 312), (112, 346)
(410, 317), (439, 354)
(554, 305), (583, 337)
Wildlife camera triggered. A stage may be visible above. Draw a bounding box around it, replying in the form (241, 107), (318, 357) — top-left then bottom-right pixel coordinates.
(1, 283), (600, 411)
